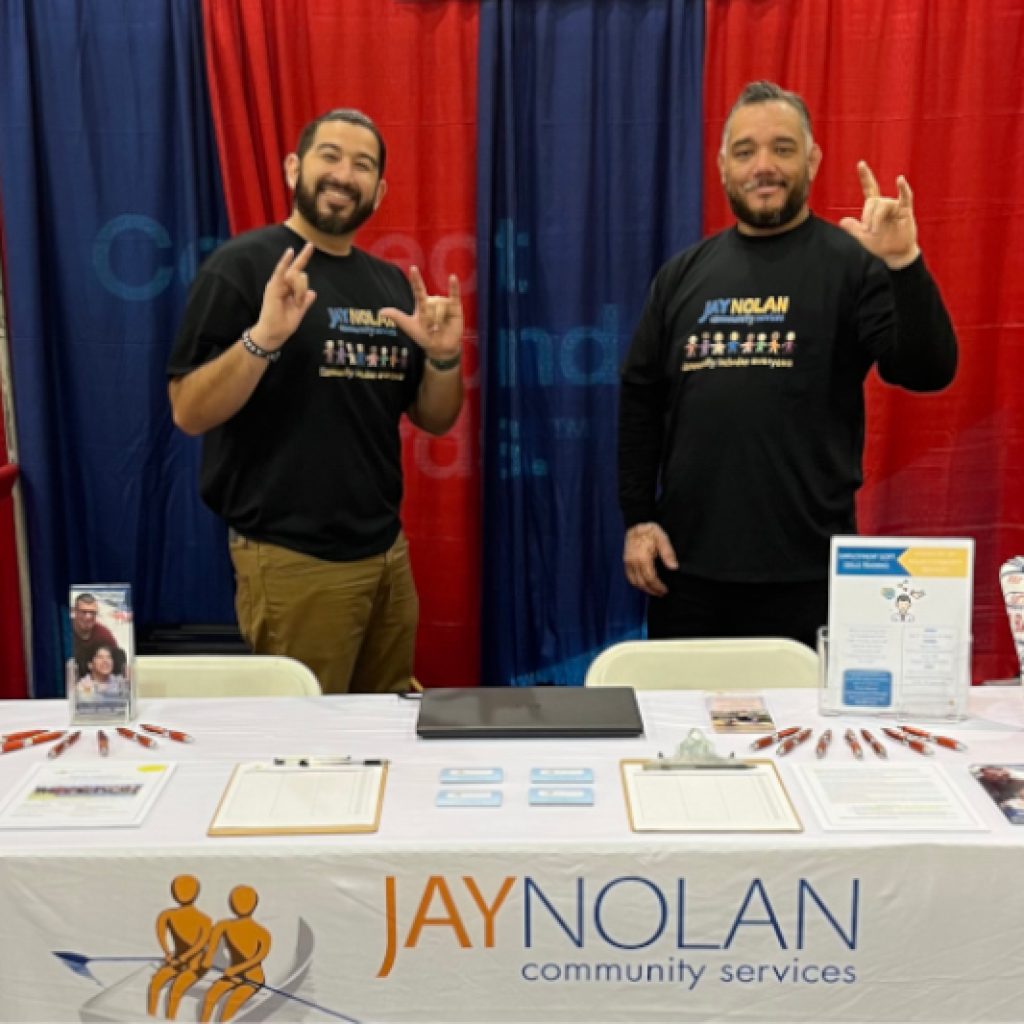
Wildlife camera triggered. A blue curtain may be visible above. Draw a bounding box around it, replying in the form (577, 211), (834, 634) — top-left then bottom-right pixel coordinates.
(478, 0), (705, 685)
(0, 0), (231, 696)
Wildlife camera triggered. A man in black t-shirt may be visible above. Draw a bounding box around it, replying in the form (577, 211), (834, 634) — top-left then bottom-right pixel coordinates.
(168, 109), (464, 693)
(618, 81), (957, 648)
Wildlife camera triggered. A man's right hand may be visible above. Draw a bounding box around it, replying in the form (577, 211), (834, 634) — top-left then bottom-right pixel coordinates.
(623, 522), (678, 597)
(252, 242), (318, 351)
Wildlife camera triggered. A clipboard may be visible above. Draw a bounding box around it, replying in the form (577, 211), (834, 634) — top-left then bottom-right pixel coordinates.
(208, 760), (387, 836)
(620, 759), (802, 833)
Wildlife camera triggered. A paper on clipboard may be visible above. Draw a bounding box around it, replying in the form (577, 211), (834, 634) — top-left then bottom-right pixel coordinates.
(620, 759), (801, 832)
(209, 761), (387, 836)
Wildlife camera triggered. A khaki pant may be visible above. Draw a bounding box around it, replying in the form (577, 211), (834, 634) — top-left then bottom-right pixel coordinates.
(229, 531), (418, 694)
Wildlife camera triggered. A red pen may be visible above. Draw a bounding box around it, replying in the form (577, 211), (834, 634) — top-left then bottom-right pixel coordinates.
(116, 727), (158, 749)
(47, 731), (82, 760)
(97, 729), (110, 756)
(843, 728), (864, 760)
(860, 728), (888, 759)
(1, 730), (65, 754)
(881, 727), (934, 756)
(140, 724), (194, 743)
(815, 729), (832, 758)
(1, 729), (49, 743)
(900, 726), (967, 752)
(750, 727), (801, 751)
(776, 727), (812, 756)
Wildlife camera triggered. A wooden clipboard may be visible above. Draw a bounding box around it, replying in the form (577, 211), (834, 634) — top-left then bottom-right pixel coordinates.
(619, 758), (802, 833)
(208, 760), (387, 836)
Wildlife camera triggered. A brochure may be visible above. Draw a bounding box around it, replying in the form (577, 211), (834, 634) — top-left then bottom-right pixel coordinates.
(970, 764), (1024, 825)
(707, 693), (775, 733)
(68, 583), (136, 726)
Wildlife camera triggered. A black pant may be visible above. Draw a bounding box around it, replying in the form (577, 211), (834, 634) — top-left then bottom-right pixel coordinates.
(646, 575), (828, 650)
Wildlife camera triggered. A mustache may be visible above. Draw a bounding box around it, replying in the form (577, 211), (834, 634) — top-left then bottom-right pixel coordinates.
(743, 176), (786, 192)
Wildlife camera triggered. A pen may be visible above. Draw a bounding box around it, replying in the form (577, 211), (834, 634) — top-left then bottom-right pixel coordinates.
(1, 730), (65, 754)
(116, 727), (158, 749)
(860, 728), (888, 759)
(140, 724), (194, 743)
(750, 727), (801, 751)
(776, 727), (812, 756)
(815, 729), (832, 759)
(273, 755), (352, 767)
(899, 725), (967, 752)
(1, 729), (48, 743)
(47, 730), (82, 759)
(881, 727), (934, 756)
(843, 729), (864, 760)
(97, 730), (110, 756)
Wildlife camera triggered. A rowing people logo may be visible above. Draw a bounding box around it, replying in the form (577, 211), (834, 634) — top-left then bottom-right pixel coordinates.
(53, 874), (359, 1022)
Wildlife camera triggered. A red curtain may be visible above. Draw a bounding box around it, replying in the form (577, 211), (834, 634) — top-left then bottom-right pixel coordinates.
(201, 0), (481, 686)
(704, 0), (1024, 681)
(0, 220), (27, 698)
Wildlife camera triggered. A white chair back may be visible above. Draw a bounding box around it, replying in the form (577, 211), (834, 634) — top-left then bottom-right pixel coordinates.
(585, 637), (819, 690)
(134, 654), (321, 698)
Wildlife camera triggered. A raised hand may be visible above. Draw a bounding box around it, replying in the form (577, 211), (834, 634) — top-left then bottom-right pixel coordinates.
(254, 243), (318, 350)
(839, 161), (921, 270)
(380, 266), (463, 363)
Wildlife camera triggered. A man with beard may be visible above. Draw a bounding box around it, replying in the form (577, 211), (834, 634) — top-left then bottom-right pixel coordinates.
(618, 81), (957, 647)
(168, 109), (463, 693)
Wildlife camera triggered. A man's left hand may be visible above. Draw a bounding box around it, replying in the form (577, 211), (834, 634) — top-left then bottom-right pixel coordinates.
(381, 266), (463, 362)
(839, 160), (921, 270)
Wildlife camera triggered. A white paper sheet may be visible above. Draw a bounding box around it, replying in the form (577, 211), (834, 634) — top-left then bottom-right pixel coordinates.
(0, 761), (174, 828)
(621, 761), (801, 832)
(794, 762), (986, 831)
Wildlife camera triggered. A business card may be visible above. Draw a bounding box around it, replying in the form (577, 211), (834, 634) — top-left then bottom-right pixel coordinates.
(439, 767), (504, 784)
(436, 789), (503, 807)
(528, 786), (594, 806)
(530, 767), (594, 784)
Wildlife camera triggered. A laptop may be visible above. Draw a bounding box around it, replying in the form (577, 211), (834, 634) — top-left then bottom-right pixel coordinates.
(416, 685), (644, 739)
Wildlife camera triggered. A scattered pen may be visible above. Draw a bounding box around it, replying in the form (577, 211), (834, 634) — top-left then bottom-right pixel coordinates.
(97, 730), (110, 757)
(1, 730), (65, 754)
(750, 727), (801, 751)
(47, 731), (82, 760)
(860, 728), (888, 759)
(881, 727), (934, 756)
(815, 729), (832, 759)
(899, 725), (968, 752)
(843, 729), (864, 760)
(776, 727), (812, 756)
(116, 727), (158, 749)
(140, 724), (194, 744)
(1, 729), (48, 743)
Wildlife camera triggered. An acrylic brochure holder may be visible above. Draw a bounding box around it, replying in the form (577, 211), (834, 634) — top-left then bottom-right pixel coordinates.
(818, 627), (970, 722)
(819, 536), (974, 722)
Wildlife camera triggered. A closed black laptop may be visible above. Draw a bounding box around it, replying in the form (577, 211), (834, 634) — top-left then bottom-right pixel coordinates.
(416, 685), (644, 739)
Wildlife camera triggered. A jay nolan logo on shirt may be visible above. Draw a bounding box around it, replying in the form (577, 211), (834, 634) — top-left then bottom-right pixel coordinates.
(680, 328), (797, 373)
(698, 295), (790, 325)
(321, 306), (410, 381)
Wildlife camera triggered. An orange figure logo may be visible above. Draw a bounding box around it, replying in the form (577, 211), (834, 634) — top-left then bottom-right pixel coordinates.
(148, 874), (213, 1019)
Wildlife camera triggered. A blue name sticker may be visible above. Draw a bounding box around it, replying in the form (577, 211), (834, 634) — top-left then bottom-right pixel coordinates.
(439, 767), (504, 784)
(528, 787), (595, 806)
(530, 767), (595, 784)
(436, 789), (503, 808)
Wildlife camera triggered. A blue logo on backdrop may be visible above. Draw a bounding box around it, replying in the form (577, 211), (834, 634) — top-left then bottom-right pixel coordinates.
(93, 214), (224, 300)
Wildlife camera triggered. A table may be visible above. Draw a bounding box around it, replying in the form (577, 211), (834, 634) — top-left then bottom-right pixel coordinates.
(0, 688), (1022, 1023)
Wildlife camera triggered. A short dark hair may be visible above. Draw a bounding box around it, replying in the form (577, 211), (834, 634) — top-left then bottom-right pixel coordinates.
(721, 81), (813, 153)
(74, 593), (97, 609)
(295, 109), (387, 175)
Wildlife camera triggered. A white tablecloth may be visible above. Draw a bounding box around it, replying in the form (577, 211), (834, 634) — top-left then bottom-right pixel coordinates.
(0, 687), (1021, 1023)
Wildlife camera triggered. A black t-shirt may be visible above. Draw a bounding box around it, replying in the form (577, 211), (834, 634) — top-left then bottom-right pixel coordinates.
(167, 225), (424, 561)
(619, 215), (957, 582)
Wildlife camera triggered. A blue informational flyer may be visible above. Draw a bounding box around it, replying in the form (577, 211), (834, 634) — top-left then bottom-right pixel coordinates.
(439, 767), (504, 784)
(435, 789), (503, 808)
(528, 787), (594, 806)
(529, 767), (594, 784)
